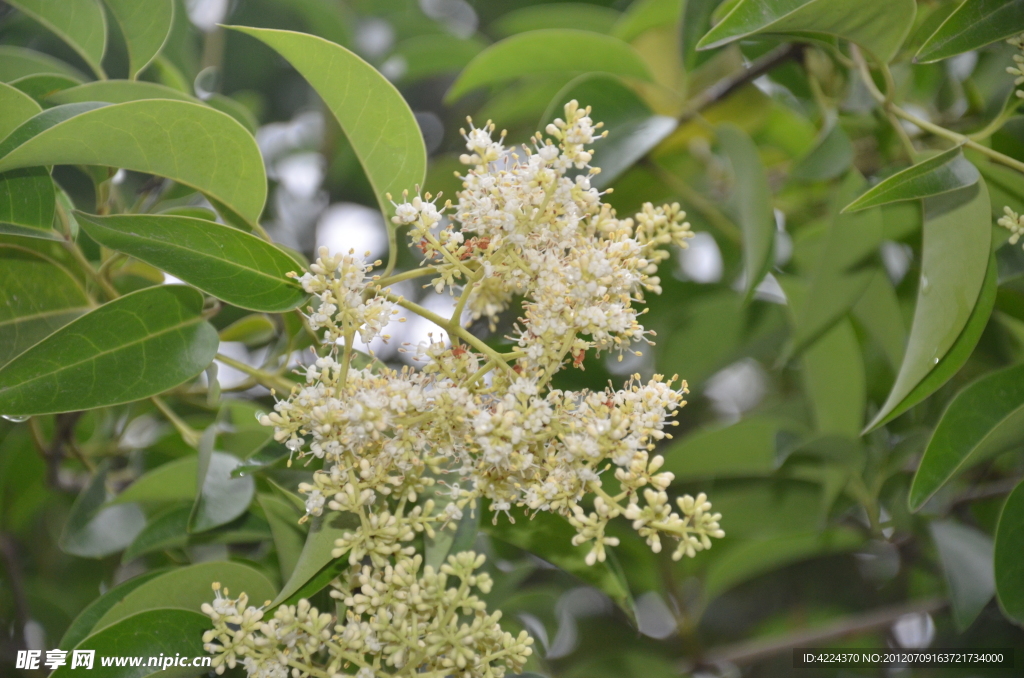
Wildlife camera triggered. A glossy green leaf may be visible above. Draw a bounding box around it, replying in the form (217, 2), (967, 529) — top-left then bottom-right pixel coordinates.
(190, 450), (256, 533)
(789, 173), (883, 356)
(931, 520), (995, 630)
(446, 29), (653, 102)
(60, 569), (169, 650)
(995, 479), (1024, 623)
(705, 528), (862, 598)
(0, 100), (267, 227)
(484, 509), (633, 615)
(231, 26), (424, 220)
(0, 285), (218, 416)
(113, 456), (197, 505)
(866, 181), (992, 431)
(93, 560), (277, 630)
(696, 0), (916, 63)
(879, 255), (997, 434)
(219, 314), (276, 346)
(258, 493), (307, 581)
(542, 73), (676, 189)
(718, 123), (774, 300)
(6, 0), (107, 78)
(60, 462), (146, 558)
(46, 79), (197, 105)
(790, 120), (853, 182)
(491, 4), (621, 36)
(54, 609), (211, 678)
(103, 0), (175, 79)
(0, 46), (86, 82)
(0, 81), (41, 140)
(77, 213), (306, 312)
(801, 318), (866, 436)
(660, 415), (804, 480)
(910, 363), (1024, 511)
(272, 509), (360, 606)
(0, 247), (90, 367)
(843, 147), (980, 212)
(916, 0), (1024, 63)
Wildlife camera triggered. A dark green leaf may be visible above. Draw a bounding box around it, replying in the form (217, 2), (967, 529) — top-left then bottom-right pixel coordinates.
(0, 285), (219, 416)
(112, 456), (197, 505)
(92, 560), (277, 630)
(258, 493), (307, 581)
(801, 318), (866, 436)
(0, 246), (90, 367)
(697, 0), (916, 62)
(102, 0), (175, 79)
(851, 270), (907, 372)
(0, 168), (57, 239)
(660, 415), (804, 480)
(916, 0), (1024, 63)
(843, 147), (980, 212)
(718, 123), (774, 300)
(910, 362), (1024, 511)
(59, 569), (169, 650)
(0, 100), (267, 227)
(6, 0), (107, 78)
(231, 26), (425, 220)
(931, 520), (995, 630)
(995, 479), (1024, 623)
(46, 80), (197, 105)
(53, 609), (211, 678)
(60, 462), (146, 558)
(77, 213), (306, 312)
(123, 506), (271, 562)
(866, 181), (992, 431)
(541, 73), (676, 188)
(446, 29), (653, 103)
(189, 450), (256, 533)
(790, 120), (853, 182)
(272, 509), (359, 606)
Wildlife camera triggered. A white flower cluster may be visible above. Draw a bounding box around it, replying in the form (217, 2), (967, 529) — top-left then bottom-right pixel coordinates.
(202, 552), (533, 678)
(999, 205), (1024, 248)
(218, 100), (723, 678)
(1008, 34), (1024, 99)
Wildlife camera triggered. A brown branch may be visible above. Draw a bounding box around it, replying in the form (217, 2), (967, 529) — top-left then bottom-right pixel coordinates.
(678, 43), (804, 125)
(690, 597), (948, 670)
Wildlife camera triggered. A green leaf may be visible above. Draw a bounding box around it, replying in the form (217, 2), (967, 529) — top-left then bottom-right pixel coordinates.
(389, 34), (487, 84)
(0, 168), (57, 239)
(53, 609), (211, 678)
(916, 0), (1024, 63)
(0, 81), (42, 140)
(718, 123), (774, 300)
(659, 415), (804, 480)
(0, 246), (90, 367)
(613, 0), (684, 43)
(59, 569), (169, 650)
(704, 528), (862, 598)
(189, 450), (256, 533)
(6, 0), (108, 78)
(995, 479), (1024, 623)
(113, 456), (197, 505)
(541, 73), (676, 189)
(0, 46), (87, 83)
(258, 493), (307, 581)
(483, 509), (633, 616)
(0, 100), (267, 227)
(931, 520), (995, 630)
(910, 362), (1024, 511)
(491, 4), (621, 37)
(77, 213), (306, 312)
(790, 120), (854, 182)
(46, 79), (197, 105)
(801, 318), (866, 436)
(696, 0), (916, 63)
(60, 462), (146, 558)
(788, 172), (884, 356)
(446, 29), (654, 103)
(92, 560), (277, 630)
(219, 314), (276, 346)
(102, 0), (175, 79)
(123, 506), (271, 562)
(865, 181), (992, 431)
(851, 269), (907, 372)
(272, 510), (359, 606)
(843, 148), (980, 212)
(230, 26), (424, 220)
(0, 285), (219, 416)
(9, 73), (80, 100)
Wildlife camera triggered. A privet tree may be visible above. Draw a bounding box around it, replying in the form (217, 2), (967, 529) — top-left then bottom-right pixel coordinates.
(1, 0), (1024, 677)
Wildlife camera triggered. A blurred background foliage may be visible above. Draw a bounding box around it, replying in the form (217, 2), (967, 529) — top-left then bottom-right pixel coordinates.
(3, 0), (1024, 676)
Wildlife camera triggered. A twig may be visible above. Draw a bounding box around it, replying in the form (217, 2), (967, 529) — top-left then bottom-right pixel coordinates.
(950, 477), (1022, 507)
(691, 597), (947, 670)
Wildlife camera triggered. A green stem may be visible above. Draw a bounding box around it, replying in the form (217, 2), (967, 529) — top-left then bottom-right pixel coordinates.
(215, 353), (295, 393)
(150, 396), (202, 447)
(375, 265), (441, 288)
